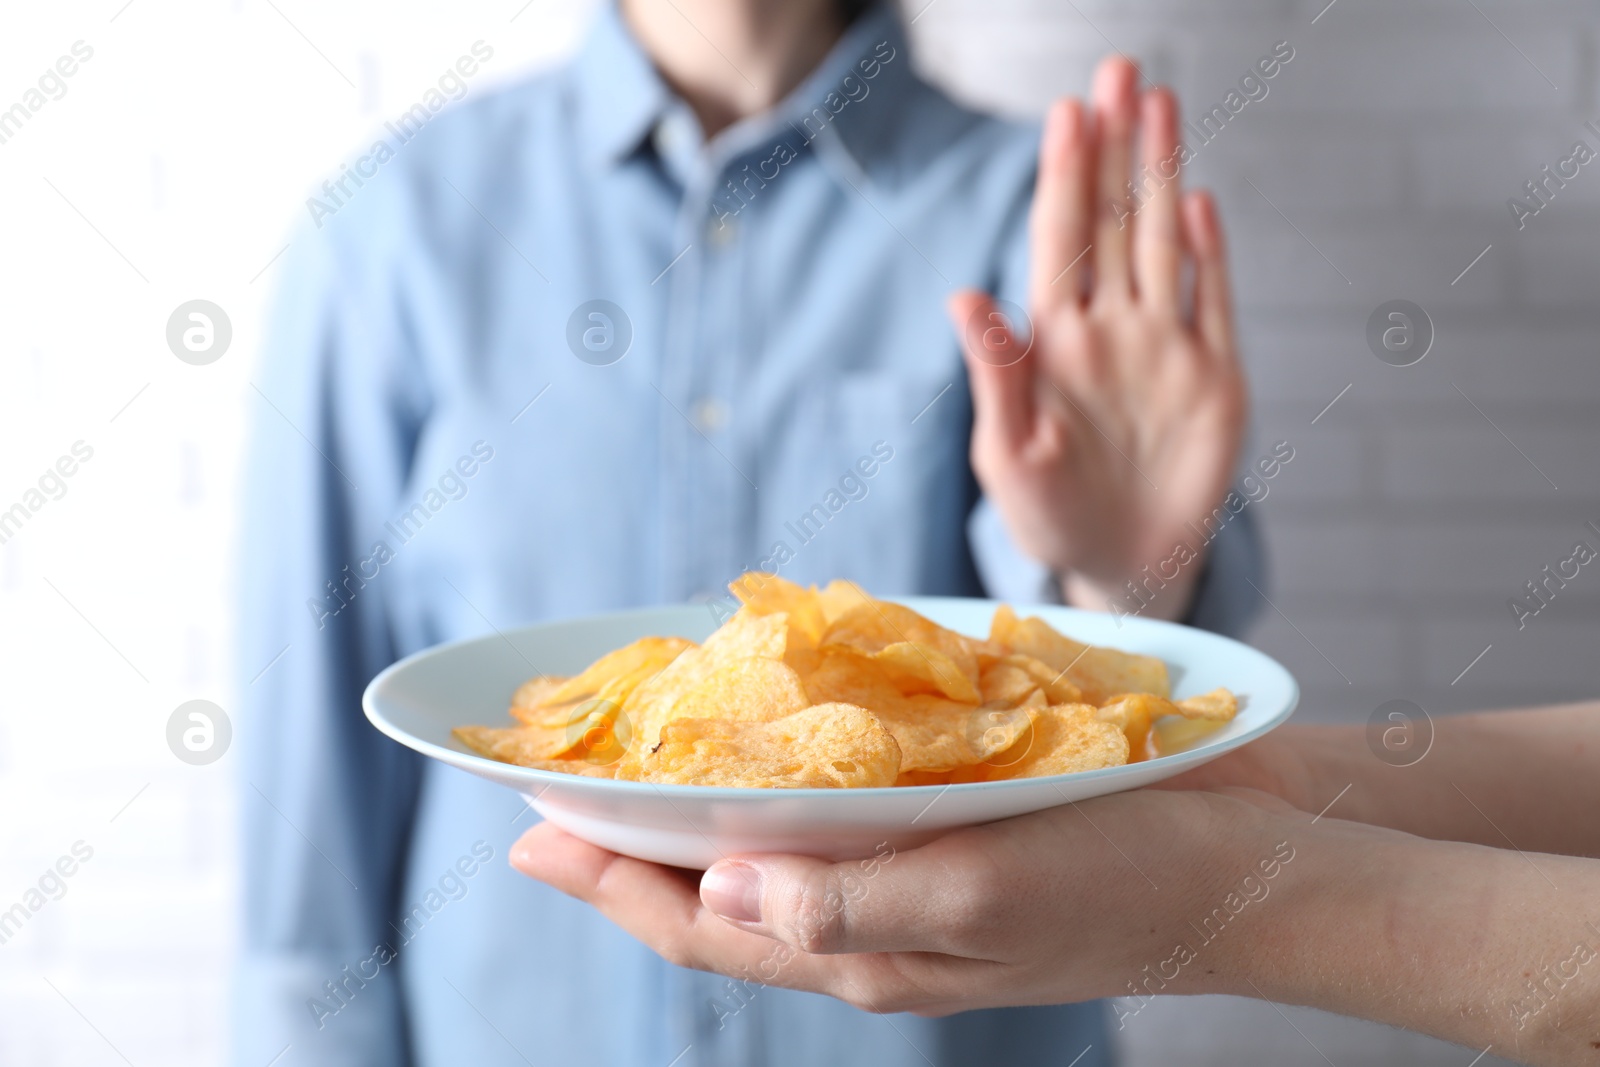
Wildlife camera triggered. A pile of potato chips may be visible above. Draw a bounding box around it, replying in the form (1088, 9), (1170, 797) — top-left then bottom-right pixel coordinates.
(453, 574), (1238, 788)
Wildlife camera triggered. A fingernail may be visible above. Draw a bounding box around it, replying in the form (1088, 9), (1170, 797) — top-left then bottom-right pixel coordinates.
(701, 862), (762, 923)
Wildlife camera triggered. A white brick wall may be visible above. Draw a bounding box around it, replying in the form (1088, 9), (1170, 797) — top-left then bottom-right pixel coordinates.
(1, 1), (1595, 1065)
(912, 0), (1600, 1062)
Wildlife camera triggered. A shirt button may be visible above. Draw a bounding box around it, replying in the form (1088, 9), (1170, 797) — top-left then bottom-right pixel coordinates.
(691, 397), (728, 433)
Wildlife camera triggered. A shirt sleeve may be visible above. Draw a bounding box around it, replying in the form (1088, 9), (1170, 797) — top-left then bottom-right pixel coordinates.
(231, 215), (430, 1066)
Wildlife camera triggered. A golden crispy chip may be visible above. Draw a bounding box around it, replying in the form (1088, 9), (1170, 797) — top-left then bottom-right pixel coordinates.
(675, 656), (811, 724)
(870, 642), (981, 703)
(895, 769), (954, 787)
(509, 674), (576, 726)
(979, 661), (1042, 709)
(971, 638), (1013, 671)
(639, 703), (901, 788)
(619, 611), (789, 771)
(815, 578), (871, 624)
(465, 697), (632, 765)
(782, 643), (824, 681)
(1096, 692), (1176, 761)
(1153, 715), (1228, 756)
(1001, 653), (1085, 705)
(513, 758), (619, 779)
(798, 649), (903, 708)
(516, 660), (667, 730)
(1177, 687), (1238, 722)
(547, 637), (692, 705)
(873, 694), (1031, 772)
(823, 601), (980, 688)
(970, 703), (1130, 781)
(989, 605), (1168, 704)
(731, 573), (827, 651)
(466, 584), (1213, 788)
(562, 698), (633, 765)
(511, 674), (569, 712)
(797, 649), (1007, 768)
(453, 723), (575, 765)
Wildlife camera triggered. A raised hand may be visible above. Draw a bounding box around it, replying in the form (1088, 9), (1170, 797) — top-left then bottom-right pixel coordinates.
(954, 58), (1247, 620)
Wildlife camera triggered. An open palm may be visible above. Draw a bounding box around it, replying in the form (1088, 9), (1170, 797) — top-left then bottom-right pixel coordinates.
(952, 59), (1246, 620)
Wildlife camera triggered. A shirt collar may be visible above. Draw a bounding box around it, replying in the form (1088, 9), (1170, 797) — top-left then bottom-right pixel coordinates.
(570, 2), (674, 170)
(763, 5), (911, 183)
(571, 2), (914, 180)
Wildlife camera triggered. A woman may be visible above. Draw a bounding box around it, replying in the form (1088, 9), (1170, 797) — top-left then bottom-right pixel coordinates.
(236, 0), (1252, 1063)
(515, 701), (1600, 1067)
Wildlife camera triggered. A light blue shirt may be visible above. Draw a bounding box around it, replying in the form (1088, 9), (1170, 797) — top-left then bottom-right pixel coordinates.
(234, 5), (1261, 1065)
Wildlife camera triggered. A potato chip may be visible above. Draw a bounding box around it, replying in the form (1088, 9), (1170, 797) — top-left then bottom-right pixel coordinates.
(674, 656), (810, 724)
(453, 722), (575, 765)
(815, 578), (871, 624)
(510, 758), (619, 779)
(970, 703), (1130, 781)
(1096, 692), (1173, 760)
(461, 572), (1236, 791)
(619, 610), (789, 772)
(513, 661), (658, 731)
(563, 698), (634, 766)
(731, 573), (826, 650)
(510, 674), (577, 726)
(797, 649), (903, 709)
(782, 643), (824, 681)
(870, 642), (981, 703)
(1153, 715), (1228, 756)
(989, 605), (1168, 704)
(464, 696), (632, 764)
(546, 637), (692, 705)
(800, 652), (1014, 770)
(1002, 653), (1085, 705)
(823, 601), (980, 688)
(895, 769), (955, 787)
(979, 660), (1042, 709)
(1177, 687), (1238, 722)
(511, 674), (569, 713)
(639, 703), (901, 788)
(970, 638), (1013, 671)
(872, 694), (1031, 772)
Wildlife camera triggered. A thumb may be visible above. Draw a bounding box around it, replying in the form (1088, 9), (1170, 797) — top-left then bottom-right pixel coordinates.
(948, 290), (1035, 454)
(699, 848), (945, 955)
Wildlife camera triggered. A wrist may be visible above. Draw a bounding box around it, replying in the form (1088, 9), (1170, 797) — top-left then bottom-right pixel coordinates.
(1220, 818), (1563, 1054)
(1176, 802), (1328, 1001)
(1111, 796), (1319, 1007)
(1060, 562), (1202, 622)
(1211, 812), (1392, 1002)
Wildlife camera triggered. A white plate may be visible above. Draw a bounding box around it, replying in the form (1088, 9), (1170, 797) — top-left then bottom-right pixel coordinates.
(364, 598), (1298, 870)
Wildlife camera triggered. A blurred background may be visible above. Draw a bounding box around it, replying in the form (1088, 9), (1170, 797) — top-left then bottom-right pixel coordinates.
(1, 0), (1596, 1063)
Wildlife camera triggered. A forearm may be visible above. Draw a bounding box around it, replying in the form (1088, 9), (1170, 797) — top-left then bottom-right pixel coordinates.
(1278, 701), (1600, 859)
(1228, 816), (1600, 1066)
